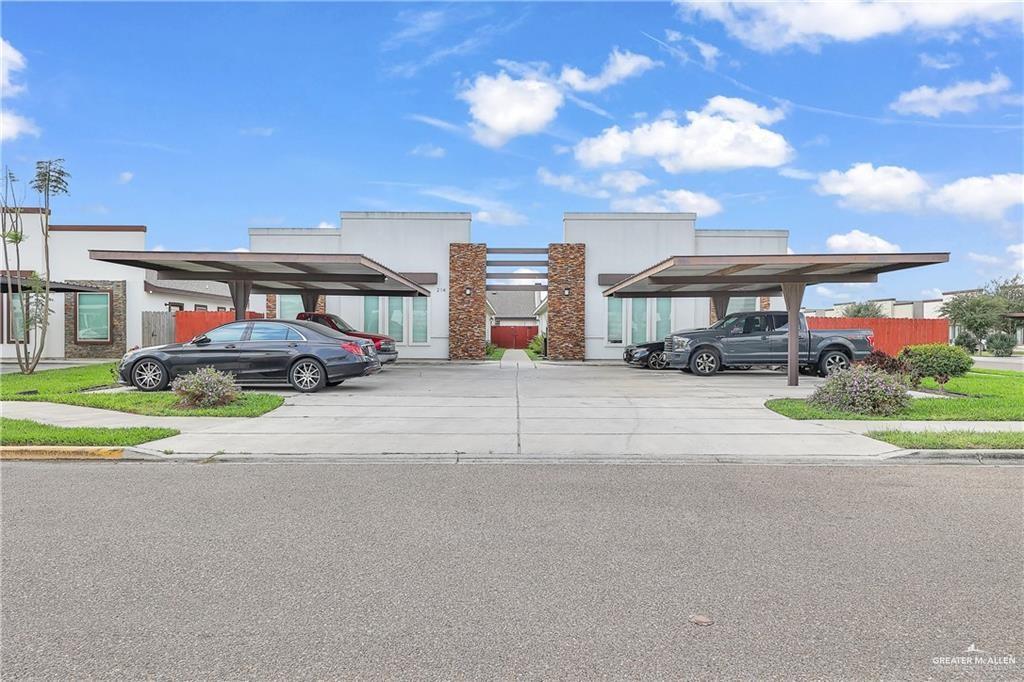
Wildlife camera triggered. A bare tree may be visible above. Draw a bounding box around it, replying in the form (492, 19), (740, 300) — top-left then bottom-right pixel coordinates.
(0, 160), (70, 374)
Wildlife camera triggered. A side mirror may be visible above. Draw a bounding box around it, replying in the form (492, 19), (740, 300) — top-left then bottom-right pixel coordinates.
(192, 334), (210, 345)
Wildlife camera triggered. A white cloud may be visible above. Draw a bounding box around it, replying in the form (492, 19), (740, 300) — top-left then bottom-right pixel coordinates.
(1008, 243), (1024, 271)
(230, 247), (250, 253)
(559, 48), (660, 93)
(382, 8), (447, 51)
(919, 52), (961, 70)
(458, 71), (564, 147)
(890, 72), (1012, 118)
(574, 96), (792, 172)
(611, 188), (722, 216)
(600, 170), (653, 194)
(826, 229), (901, 253)
(1, 38), (27, 97)
(815, 163), (929, 212)
(0, 40), (37, 141)
(665, 29), (684, 43)
(926, 173), (1024, 222)
(420, 186), (526, 226)
(117, 171), (134, 184)
(701, 95), (785, 124)
(921, 288), (944, 299)
(537, 168), (609, 199)
(778, 167), (816, 180)
(315, 221), (335, 229)
(150, 244), (167, 252)
(239, 126), (275, 137)
(407, 113), (462, 134)
(687, 36), (721, 69)
(679, 1), (1022, 52)
(967, 251), (1002, 264)
(410, 143), (446, 158)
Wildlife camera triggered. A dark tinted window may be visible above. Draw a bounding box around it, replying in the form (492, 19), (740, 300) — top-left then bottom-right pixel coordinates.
(770, 313), (788, 330)
(204, 323), (248, 342)
(741, 315), (768, 334)
(286, 327), (303, 341)
(249, 322), (291, 341)
(289, 319), (348, 340)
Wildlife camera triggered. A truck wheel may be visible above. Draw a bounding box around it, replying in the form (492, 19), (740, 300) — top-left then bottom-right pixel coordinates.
(818, 350), (850, 377)
(689, 348), (720, 376)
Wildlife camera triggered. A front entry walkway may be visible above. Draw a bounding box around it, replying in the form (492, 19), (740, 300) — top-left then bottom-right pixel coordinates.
(499, 349), (534, 370)
(5, 363), (927, 462)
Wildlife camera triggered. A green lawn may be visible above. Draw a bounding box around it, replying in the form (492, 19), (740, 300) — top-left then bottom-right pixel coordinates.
(866, 429), (1024, 450)
(486, 346), (506, 361)
(766, 368), (1023, 421)
(524, 348), (543, 361)
(0, 417), (178, 446)
(1, 362), (284, 417)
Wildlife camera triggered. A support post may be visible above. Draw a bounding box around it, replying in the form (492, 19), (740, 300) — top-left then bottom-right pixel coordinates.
(711, 294), (730, 322)
(228, 281), (252, 321)
(781, 282), (806, 387)
(300, 292), (320, 313)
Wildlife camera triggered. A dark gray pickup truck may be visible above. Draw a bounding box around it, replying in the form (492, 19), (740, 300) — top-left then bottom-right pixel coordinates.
(664, 311), (874, 377)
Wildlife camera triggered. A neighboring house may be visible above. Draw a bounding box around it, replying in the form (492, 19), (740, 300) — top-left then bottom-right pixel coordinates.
(486, 291), (540, 326)
(0, 209), (264, 360)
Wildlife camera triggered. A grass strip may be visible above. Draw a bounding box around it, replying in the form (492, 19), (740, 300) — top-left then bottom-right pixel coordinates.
(0, 417), (178, 446)
(866, 429), (1024, 450)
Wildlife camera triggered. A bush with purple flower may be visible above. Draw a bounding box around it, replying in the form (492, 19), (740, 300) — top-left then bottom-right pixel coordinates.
(808, 365), (911, 416)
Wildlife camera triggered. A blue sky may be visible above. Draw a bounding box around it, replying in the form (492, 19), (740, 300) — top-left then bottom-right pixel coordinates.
(2, 1), (1022, 307)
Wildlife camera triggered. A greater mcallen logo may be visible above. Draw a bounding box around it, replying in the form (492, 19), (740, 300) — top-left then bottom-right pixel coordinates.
(933, 643), (1017, 668)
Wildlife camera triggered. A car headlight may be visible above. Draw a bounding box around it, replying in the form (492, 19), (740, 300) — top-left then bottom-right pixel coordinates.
(674, 337), (691, 351)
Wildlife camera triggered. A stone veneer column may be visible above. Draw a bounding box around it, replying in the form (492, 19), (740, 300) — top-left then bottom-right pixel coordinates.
(546, 243), (585, 361)
(266, 294), (277, 317)
(760, 295), (772, 311)
(448, 243), (487, 360)
(64, 280), (127, 358)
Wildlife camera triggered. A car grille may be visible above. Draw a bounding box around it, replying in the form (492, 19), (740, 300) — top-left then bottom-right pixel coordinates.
(665, 336), (675, 350)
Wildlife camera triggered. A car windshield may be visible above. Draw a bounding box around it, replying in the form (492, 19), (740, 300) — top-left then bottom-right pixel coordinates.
(324, 314), (355, 332)
(708, 313), (742, 330)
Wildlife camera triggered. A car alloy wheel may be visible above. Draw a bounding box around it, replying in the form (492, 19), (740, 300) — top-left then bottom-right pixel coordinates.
(132, 360), (165, 391)
(691, 350), (718, 376)
(821, 351), (850, 376)
(290, 360), (324, 392)
(648, 351), (669, 370)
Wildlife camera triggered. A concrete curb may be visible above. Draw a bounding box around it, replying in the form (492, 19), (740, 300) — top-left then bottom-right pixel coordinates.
(883, 449), (1024, 463)
(1, 446), (126, 461)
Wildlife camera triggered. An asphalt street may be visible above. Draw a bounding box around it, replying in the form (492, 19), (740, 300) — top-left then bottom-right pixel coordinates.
(2, 462), (1022, 679)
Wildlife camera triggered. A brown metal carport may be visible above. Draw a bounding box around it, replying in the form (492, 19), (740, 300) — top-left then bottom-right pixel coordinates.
(89, 250), (431, 320)
(602, 253), (949, 385)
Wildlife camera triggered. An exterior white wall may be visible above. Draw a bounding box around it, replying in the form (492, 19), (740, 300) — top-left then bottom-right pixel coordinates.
(564, 214), (790, 360)
(250, 212), (471, 359)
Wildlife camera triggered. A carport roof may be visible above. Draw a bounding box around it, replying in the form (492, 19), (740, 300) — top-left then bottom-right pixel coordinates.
(89, 250), (431, 297)
(602, 253), (949, 298)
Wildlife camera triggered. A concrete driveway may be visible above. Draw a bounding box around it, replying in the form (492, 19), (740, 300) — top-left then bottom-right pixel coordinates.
(137, 362), (903, 461)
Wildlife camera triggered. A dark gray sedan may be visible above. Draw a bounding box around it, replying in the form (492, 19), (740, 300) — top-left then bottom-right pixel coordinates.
(117, 319), (381, 393)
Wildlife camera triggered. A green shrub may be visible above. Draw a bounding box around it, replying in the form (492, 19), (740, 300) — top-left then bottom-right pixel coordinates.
(526, 334), (545, 356)
(898, 344), (973, 387)
(953, 331), (979, 354)
(986, 331), (1016, 357)
(171, 366), (240, 408)
(808, 366), (911, 416)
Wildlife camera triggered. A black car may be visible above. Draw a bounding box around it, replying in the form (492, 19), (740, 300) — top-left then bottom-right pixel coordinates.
(624, 341), (669, 369)
(118, 319), (381, 393)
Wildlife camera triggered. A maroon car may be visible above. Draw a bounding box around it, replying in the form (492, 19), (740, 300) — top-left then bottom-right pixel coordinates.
(296, 312), (398, 364)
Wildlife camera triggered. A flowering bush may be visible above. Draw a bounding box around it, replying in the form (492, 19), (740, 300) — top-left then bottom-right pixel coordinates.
(985, 331), (1016, 357)
(859, 349), (920, 386)
(898, 344), (973, 387)
(171, 366), (240, 408)
(808, 366), (911, 416)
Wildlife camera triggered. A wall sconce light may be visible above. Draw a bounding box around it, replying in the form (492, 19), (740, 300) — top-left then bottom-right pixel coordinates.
(563, 287), (571, 296)
(464, 287), (473, 296)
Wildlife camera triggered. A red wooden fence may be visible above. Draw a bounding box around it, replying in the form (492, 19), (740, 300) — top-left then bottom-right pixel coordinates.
(174, 311), (265, 343)
(490, 325), (539, 349)
(806, 316), (949, 356)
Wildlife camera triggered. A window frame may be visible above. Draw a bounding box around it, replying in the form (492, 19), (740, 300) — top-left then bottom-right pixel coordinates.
(606, 297), (624, 346)
(6, 292), (29, 344)
(193, 304), (208, 312)
(606, 298), (673, 347)
(362, 296), (430, 346)
(74, 290), (113, 345)
(167, 302), (184, 312)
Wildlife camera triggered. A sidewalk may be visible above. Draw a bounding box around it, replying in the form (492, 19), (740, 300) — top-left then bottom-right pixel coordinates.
(499, 349), (535, 369)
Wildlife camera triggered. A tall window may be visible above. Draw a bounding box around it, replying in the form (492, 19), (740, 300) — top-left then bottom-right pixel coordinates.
(655, 298), (672, 339)
(630, 297), (647, 343)
(607, 297), (624, 344)
(277, 295), (304, 320)
(387, 296), (404, 342)
(363, 296), (380, 333)
(7, 293), (27, 342)
(726, 297), (757, 314)
(411, 297), (428, 344)
(76, 292), (111, 343)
